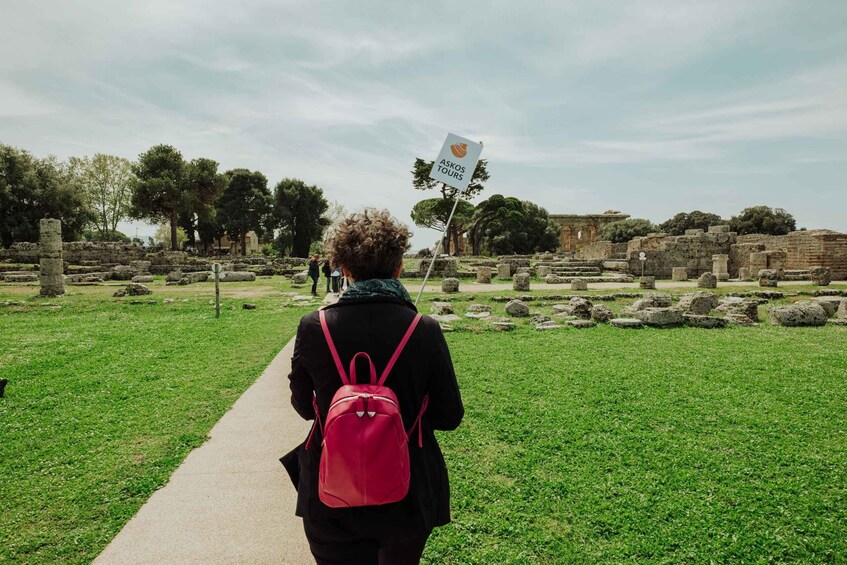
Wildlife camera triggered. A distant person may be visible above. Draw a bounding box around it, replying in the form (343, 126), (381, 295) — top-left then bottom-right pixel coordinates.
(308, 254), (320, 296)
(322, 259), (332, 293)
(330, 265), (342, 294)
(282, 209), (463, 564)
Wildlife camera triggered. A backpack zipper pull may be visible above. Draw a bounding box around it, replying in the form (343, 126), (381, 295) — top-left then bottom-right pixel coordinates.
(367, 395), (376, 418)
(356, 395), (366, 417)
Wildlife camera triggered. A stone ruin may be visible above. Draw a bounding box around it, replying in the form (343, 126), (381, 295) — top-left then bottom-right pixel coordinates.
(39, 219), (64, 297)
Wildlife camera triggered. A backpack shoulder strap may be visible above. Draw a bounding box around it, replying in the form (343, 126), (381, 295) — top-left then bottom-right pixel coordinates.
(378, 313), (423, 386)
(319, 308), (350, 386)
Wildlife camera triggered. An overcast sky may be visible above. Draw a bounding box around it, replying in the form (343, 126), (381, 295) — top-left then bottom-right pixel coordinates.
(2, 1), (846, 247)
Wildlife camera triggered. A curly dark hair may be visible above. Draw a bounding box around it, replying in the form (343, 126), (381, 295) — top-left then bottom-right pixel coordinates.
(325, 209), (412, 280)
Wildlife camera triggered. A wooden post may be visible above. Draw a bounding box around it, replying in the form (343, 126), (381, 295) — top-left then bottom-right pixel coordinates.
(213, 263), (221, 318)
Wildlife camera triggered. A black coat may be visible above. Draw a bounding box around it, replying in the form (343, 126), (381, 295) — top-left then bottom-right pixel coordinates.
(283, 295), (464, 530)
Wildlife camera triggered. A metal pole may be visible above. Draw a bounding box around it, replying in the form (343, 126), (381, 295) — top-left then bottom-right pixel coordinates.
(213, 263), (221, 318)
(415, 190), (463, 306)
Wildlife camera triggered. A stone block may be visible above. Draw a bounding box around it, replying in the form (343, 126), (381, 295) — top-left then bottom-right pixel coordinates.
(708, 225), (731, 233)
(678, 291), (719, 315)
(131, 275), (154, 283)
(810, 296), (841, 317)
(505, 300), (529, 317)
(610, 318), (644, 329)
(513, 272), (530, 291)
(537, 265), (551, 278)
(769, 301), (828, 327)
(221, 272), (256, 282)
(441, 277), (459, 293)
(697, 272), (717, 289)
(684, 229), (704, 236)
(633, 307), (684, 327)
(571, 278), (588, 291)
(476, 267), (491, 284)
(639, 276), (656, 289)
(591, 305), (613, 323)
(758, 269), (778, 288)
(738, 267), (752, 281)
(809, 266), (832, 286)
(497, 264), (511, 280)
(671, 267), (688, 281)
(431, 302), (453, 315)
(567, 320), (596, 329)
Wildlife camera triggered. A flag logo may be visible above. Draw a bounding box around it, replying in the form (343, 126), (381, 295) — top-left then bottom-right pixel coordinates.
(450, 143), (468, 158)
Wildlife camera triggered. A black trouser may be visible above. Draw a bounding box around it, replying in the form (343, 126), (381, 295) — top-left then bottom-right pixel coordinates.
(331, 276), (340, 293)
(303, 517), (431, 565)
(325, 276), (331, 292)
(310, 274), (318, 294)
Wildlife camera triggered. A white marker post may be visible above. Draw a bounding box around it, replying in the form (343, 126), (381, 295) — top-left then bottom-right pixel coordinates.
(639, 252), (647, 278)
(415, 133), (484, 305)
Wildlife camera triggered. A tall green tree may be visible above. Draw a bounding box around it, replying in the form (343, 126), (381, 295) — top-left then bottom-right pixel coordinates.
(659, 211), (724, 235)
(179, 158), (227, 249)
(273, 178), (330, 257)
(479, 199), (558, 255)
(410, 197), (475, 255)
(218, 169), (272, 255)
(467, 194), (523, 255)
(411, 156), (490, 255)
(130, 145), (185, 250)
(729, 206), (796, 235)
(0, 144), (94, 245)
(68, 154), (135, 241)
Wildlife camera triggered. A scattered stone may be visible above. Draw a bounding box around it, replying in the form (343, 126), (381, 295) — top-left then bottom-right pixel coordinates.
(111, 265), (140, 281)
(678, 291), (719, 315)
(610, 318), (644, 329)
(505, 300), (530, 317)
(828, 318), (847, 326)
(725, 313), (756, 326)
(3, 274), (38, 283)
(769, 301), (828, 327)
(591, 305), (614, 323)
(476, 267), (491, 284)
(430, 314), (461, 323)
(497, 263), (511, 280)
(129, 299), (157, 305)
(529, 314), (552, 325)
(125, 283), (153, 296)
(163, 298), (175, 304)
(571, 278), (588, 291)
(737, 267), (752, 281)
(513, 272), (531, 292)
(166, 269), (185, 283)
(628, 293), (672, 312)
(553, 297), (592, 319)
(431, 302), (454, 315)
(290, 271), (308, 284)
(809, 266), (832, 286)
(292, 295), (314, 301)
(684, 314), (729, 328)
(112, 289), (126, 297)
(810, 297), (841, 317)
(671, 267), (688, 281)
(221, 272), (256, 282)
(639, 276), (656, 289)
(441, 277), (460, 293)
(717, 300), (759, 324)
(633, 307), (684, 327)
(464, 304), (491, 318)
(545, 274), (566, 284)
(439, 324), (454, 332)
(758, 269), (779, 288)
(567, 319), (597, 329)
(535, 321), (563, 331)
(491, 320), (516, 331)
(839, 299), (847, 319)
(697, 272), (717, 289)
(243, 303), (257, 310)
(537, 265), (552, 278)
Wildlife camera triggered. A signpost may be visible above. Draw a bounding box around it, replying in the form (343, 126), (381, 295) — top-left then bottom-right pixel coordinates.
(415, 134), (484, 305)
(639, 252), (647, 278)
(212, 263), (222, 318)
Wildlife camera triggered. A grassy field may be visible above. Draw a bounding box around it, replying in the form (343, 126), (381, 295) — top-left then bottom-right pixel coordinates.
(2, 278), (846, 563)
(421, 288), (847, 563)
(0, 279), (315, 564)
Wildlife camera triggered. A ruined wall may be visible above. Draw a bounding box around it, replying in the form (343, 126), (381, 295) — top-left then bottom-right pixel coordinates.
(626, 228), (736, 278)
(550, 211), (630, 253)
(735, 230), (847, 280)
(576, 241), (628, 260)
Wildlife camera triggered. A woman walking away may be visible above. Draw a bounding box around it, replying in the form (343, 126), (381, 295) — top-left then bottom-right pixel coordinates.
(322, 258), (332, 293)
(308, 254), (320, 296)
(330, 265), (342, 295)
(282, 209), (464, 564)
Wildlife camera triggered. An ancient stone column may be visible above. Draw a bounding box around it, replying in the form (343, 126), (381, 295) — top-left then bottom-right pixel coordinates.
(497, 263), (511, 280)
(712, 254), (729, 281)
(671, 267), (688, 281)
(758, 269), (778, 288)
(738, 267), (752, 281)
(513, 272), (530, 291)
(639, 276), (656, 289)
(39, 218), (65, 297)
(476, 267), (491, 284)
(749, 252), (768, 276)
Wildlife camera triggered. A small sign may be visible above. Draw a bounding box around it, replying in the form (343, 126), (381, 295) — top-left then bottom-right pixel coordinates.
(639, 252), (647, 261)
(429, 133), (483, 192)
(212, 263), (222, 275)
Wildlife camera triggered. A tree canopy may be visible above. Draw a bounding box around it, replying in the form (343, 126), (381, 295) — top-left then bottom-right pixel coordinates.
(68, 153), (135, 242)
(598, 218), (656, 243)
(659, 211), (724, 235)
(479, 198), (559, 255)
(130, 144), (186, 250)
(0, 144), (94, 245)
(218, 169), (272, 255)
(729, 206), (796, 235)
(273, 178), (330, 257)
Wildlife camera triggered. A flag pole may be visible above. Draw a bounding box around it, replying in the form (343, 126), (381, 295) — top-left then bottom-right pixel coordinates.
(415, 189), (462, 306)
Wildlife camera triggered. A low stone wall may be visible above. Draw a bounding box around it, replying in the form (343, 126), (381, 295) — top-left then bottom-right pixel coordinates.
(735, 230), (847, 280)
(626, 229), (736, 278)
(577, 241), (628, 261)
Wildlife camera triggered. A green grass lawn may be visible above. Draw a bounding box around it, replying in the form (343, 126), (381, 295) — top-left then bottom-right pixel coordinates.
(0, 280), (314, 564)
(2, 278), (846, 563)
(422, 292), (847, 563)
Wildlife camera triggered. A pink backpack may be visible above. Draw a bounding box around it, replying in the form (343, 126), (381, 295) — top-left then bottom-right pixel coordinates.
(305, 309), (429, 508)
